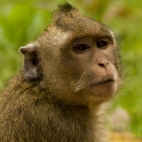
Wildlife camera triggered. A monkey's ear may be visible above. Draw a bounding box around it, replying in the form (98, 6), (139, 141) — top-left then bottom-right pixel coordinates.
(20, 43), (42, 80)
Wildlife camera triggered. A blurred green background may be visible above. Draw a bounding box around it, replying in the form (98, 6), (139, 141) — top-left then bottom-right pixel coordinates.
(0, 0), (142, 138)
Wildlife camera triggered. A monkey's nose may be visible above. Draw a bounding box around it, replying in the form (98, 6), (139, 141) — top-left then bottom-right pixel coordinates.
(98, 61), (109, 69)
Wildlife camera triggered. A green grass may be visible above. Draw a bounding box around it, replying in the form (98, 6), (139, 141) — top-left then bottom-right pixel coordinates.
(0, 0), (142, 138)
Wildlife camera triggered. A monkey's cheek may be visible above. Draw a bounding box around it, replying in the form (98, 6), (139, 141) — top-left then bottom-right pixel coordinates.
(91, 81), (118, 98)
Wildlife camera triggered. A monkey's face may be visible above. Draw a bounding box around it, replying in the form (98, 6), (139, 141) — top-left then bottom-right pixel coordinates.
(58, 35), (119, 101)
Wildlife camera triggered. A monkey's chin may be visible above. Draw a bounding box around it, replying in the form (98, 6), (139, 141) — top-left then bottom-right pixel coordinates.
(89, 80), (118, 99)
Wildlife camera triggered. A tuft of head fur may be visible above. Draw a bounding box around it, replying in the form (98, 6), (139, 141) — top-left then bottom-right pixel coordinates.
(58, 3), (76, 12)
(52, 3), (79, 30)
(53, 3), (76, 18)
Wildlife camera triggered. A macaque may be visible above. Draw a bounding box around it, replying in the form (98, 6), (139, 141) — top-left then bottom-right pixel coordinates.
(0, 3), (121, 142)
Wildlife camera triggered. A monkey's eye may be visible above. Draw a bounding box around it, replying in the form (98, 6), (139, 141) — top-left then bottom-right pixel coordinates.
(73, 44), (90, 53)
(96, 40), (107, 49)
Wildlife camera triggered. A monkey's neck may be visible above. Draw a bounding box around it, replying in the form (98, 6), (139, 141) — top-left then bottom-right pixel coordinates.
(39, 86), (107, 142)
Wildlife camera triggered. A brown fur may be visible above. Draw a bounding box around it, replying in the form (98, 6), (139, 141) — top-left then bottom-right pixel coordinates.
(0, 4), (121, 142)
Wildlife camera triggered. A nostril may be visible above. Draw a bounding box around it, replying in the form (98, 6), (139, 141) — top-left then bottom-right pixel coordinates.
(98, 63), (105, 67)
(98, 62), (109, 68)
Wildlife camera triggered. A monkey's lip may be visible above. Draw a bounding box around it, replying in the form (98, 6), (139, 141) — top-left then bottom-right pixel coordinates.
(89, 78), (114, 87)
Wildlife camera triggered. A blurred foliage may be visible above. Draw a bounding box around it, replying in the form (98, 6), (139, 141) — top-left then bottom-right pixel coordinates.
(0, 0), (142, 138)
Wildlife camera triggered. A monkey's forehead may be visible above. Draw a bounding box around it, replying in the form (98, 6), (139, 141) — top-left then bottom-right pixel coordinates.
(36, 19), (115, 50)
(58, 23), (113, 43)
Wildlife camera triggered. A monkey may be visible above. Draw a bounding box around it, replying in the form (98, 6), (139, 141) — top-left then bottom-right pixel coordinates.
(0, 3), (121, 142)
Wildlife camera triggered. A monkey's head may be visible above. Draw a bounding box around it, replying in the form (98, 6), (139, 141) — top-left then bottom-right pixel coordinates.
(20, 4), (121, 107)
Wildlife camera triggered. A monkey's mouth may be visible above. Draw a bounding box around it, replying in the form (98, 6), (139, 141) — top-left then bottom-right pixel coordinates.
(90, 78), (114, 87)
